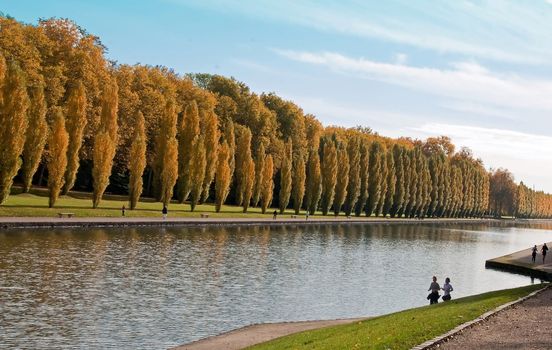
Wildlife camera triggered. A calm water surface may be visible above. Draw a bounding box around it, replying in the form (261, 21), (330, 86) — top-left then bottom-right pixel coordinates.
(1, 222), (551, 349)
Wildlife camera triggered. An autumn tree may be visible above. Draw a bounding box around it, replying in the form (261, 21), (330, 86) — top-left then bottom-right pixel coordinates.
(332, 144), (349, 215)
(382, 150), (396, 217)
(235, 125), (254, 208)
(92, 79), (118, 208)
(242, 154), (255, 213)
(177, 101), (200, 203)
(0, 60), (29, 204)
(215, 141), (232, 212)
(292, 156), (306, 214)
(47, 108), (68, 207)
(305, 150), (322, 215)
(389, 145), (405, 217)
(343, 136), (360, 216)
(201, 110), (219, 201)
(354, 141), (370, 216)
(260, 155), (274, 214)
(252, 143), (265, 207)
(63, 81), (87, 194)
(157, 100), (179, 207)
(21, 84), (47, 192)
(365, 141), (384, 216)
(190, 136), (206, 211)
(128, 111), (146, 209)
(279, 140), (293, 213)
(320, 140), (337, 216)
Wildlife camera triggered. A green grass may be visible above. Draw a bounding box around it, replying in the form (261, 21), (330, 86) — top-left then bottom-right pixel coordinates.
(0, 188), (319, 218)
(248, 284), (545, 350)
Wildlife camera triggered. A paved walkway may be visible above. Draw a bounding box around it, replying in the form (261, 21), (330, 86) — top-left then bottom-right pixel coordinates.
(172, 318), (365, 350)
(486, 243), (552, 280)
(0, 216), (494, 229)
(437, 286), (552, 349)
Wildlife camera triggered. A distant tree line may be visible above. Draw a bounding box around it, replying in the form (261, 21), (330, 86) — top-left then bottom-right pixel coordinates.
(0, 15), (550, 218)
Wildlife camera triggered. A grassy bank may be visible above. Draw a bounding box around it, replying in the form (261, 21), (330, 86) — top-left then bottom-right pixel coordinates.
(248, 284), (545, 350)
(0, 189), (309, 218)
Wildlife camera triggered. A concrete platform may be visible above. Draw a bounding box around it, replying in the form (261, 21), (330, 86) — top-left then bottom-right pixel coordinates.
(485, 243), (552, 280)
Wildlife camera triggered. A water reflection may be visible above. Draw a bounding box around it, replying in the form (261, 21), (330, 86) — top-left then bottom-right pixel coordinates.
(0, 222), (551, 349)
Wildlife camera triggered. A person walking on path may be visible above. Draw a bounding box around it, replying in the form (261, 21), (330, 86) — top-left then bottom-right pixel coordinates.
(542, 243), (549, 263)
(427, 276), (440, 305)
(441, 277), (453, 301)
(273, 210), (278, 220)
(162, 205), (168, 220)
(306, 211), (309, 220)
(532, 245), (538, 263)
(122, 205), (126, 217)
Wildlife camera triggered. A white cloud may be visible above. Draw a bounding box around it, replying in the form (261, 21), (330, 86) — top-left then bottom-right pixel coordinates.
(274, 49), (552, 113)
(176, 0), (552, 64)
(411, 123), (552, 192)
(393, 53), (408, 65)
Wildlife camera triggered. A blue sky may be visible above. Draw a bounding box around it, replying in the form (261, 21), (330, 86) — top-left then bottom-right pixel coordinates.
(5, 0), (552, 191)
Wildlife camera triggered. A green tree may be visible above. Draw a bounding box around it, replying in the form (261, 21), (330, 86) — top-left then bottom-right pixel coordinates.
(382, 150), (396, 217)
(343, 136), (361, 216)
(354, 141), (370, 216)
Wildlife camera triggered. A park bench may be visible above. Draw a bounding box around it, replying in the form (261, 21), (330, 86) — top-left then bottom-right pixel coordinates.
(200, 213), (209, 218)
(57, 212), (75, 218)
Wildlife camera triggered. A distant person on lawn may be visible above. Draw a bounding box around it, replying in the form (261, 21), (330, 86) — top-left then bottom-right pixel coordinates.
(542, 243), (549, 263)
(441, 277), (453, 301)
(273, 210), (277, 220)
(532, 245), (538, 263)
(427, 276), (440, 305)
(162, 205), (168, 220)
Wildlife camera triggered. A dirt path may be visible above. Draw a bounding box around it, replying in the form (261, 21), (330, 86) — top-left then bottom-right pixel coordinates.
(436, 287), (552, 350)
(172, 318), (365, 350)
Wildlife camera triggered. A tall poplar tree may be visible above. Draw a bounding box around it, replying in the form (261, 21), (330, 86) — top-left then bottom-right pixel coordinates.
(344, 136), (361, 216)
(292, 156), (306, 214)
(252, 143), (265, 207)
(306, 150), (322, 214)
(260, 155), (274, 214)
(47, 108), (69, 208)
(63, 81), (87, 194)
(178, 101), (200, 203)
(279, 140), (293, 213)
(215, 141), (231, 212)
(242, 156), (255, 213)
(201, 110), (219, 201)
(365, 141), (383, 216)
(92, 79), (118, 209)
(128, 111), (146, 209)
(320, 140), (337, 216)
(190, 136), (206, 211)
(332, 145), (349, 215)
(158, 100), (179, 207)
(382, 150), (396, 217)
(389, 145), (405, 217)
(0, 61), (29, 204)
(21, 84), (47, 192)
(355, 141), (370, 216)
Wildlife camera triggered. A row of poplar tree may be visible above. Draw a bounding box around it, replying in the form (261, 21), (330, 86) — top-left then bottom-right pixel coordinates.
(0, 16), (551, 218)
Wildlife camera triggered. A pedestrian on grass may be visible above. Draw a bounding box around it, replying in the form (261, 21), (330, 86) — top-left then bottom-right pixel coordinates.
(427, 276), (440, 305)
(162, 205), (168, 220)
(306, 211), (309, 220)
(122, 205), (126, 217)
(273, 210), (277, 220)
(441, 277), (453, 301)
(542, 243), (549, 263)
(532, 245), (538, 263)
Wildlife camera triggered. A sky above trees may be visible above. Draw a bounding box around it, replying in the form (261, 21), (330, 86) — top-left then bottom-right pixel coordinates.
(5, 0), (552, 192)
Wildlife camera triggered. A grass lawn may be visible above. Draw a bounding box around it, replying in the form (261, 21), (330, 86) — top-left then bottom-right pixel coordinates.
(247, 284), (545, 350)
(0, 187), (317, 218)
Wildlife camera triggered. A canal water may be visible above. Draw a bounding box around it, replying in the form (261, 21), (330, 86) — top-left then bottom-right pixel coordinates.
(1, 222), (551, 349)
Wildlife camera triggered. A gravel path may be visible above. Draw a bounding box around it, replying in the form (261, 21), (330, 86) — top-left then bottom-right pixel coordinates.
(437, 287), (552, 350)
